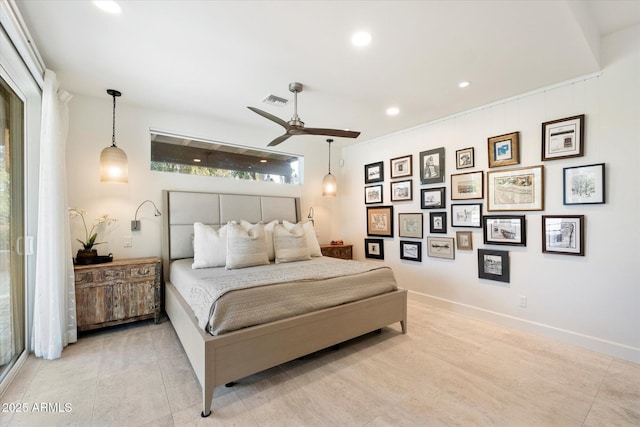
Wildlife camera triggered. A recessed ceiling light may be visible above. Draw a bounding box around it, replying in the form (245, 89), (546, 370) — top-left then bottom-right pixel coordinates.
(260, 159), (267, 163)
(386, 107), (400, 116)
(351, 31), (372, 47)
(193, 158), (202, 163)
(458, 81), (471, 88)
(93, 1), (121, 14)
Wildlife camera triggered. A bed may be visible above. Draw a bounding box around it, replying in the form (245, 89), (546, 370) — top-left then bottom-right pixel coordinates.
(161, 190), (407, 417)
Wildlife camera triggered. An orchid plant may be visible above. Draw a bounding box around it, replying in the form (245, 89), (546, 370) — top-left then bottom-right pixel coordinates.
(69, 208), (117, 250)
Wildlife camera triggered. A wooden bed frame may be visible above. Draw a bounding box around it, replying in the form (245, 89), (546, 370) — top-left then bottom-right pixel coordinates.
(161, 190), (407, 416)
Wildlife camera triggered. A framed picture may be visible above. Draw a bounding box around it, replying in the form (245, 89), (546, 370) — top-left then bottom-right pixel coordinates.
(400, 240), (422, 262)
(429, 212), (447, 234)
(426, 236), (455, 259)
(367, 205), (394, 237)
(364, 184), (383, 204)
(542, 215), (585, 256)
(563, 163), (605, 205)
(420, 187), (446, 209)
(419, 148), (445, 184)
(456, 147), (474, 169)
(456, 231), (473, 250)
(542, 114), (585, 161)
(364, 161), (384, 184)
(390, 155), (412, 179)
(398, 213), (423, 238)
(364, 238), (385, 260)
(451, 203), (482, 228)
(451, 171), (483, 200)
(391, 180), (413, 202)
(483, 215), (526, 246)
(487, 165), (544, 211)
(478, 249), (510, 283)
(488, 131), (520, 168)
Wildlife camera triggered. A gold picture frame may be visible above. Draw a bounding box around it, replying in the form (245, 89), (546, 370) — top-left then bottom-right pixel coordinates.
(488, 131), (520, 168)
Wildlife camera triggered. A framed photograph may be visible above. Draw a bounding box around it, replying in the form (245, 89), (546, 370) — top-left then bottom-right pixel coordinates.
(542, 215), (584, 256)
(487, 165), (544, 211)
(483, 215), (526, 246)
(456, 147), (474, 169)
(398, 213), (423, 239)
(429, 212), (447, 234)
(367, 205), (394, 237)
(364, 184), (383, 204)
(419, 148), (445, 184)
(364, 161), (384, 184)
(426, 236), (455, 259)
(456, 231), (473, 250)
(390, 155), (412, 179)
(478, 249), (510, 283)
(542, 114), (585, 161)
(391, 180), (413, 202)
(488, 131), (520, 168)
(420, 187), (446, 209)
(364, 238), (385, 260)
(451, 171), (483, 200)
(451, 203), (482, 228)
(563, 163), (605, 205)
(400, 240), (422, 262)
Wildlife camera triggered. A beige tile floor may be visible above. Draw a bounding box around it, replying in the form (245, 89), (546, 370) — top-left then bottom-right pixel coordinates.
(0, 300), (638, 426)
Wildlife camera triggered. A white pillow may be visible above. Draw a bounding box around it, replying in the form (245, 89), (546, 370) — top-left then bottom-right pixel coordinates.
(241, 219), (278, 261)
(192, 222), (227, 269)
(273, 223), (311, 263)
(226, 222), (270, 269)
(283, 220), (322, 257)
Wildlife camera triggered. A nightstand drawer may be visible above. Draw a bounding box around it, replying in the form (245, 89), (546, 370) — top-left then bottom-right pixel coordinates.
(320, 244), (353, 260)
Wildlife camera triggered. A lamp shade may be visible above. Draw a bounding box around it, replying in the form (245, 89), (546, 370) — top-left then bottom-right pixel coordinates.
(100, 145), (128, 183)
(322, 172), (336, 197)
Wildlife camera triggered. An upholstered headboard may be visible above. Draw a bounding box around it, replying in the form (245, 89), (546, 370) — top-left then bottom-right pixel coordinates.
(161, 190), (301, 278)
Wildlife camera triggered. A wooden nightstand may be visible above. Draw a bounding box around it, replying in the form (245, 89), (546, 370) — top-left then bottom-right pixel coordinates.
(73, 256), (161, 331)
(320, 244), (353, 260)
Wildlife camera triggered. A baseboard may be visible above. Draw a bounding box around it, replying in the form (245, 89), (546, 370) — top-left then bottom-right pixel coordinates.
(408, 291), (640, 364)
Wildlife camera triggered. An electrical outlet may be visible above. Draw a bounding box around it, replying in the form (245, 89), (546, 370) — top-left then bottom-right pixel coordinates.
(519, 295), (527, 308)
(123, 236), (132, 248)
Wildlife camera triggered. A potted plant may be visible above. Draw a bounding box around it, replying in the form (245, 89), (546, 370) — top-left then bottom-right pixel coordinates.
(69, 208), (116, 263)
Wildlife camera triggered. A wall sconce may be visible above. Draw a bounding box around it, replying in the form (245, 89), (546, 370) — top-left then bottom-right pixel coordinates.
(307, 206), (314, 225)
(131, 200), (161, 231)
(100, 89), (128, 183)
(322, 138), (336, 197)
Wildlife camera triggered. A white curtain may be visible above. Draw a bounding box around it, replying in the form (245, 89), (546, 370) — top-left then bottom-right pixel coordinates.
(32, 69), (75, 360)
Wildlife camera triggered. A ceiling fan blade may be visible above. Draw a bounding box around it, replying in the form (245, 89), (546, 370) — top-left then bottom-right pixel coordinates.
(268, 134), (293, 147)
(247, 106), (290, 129)
(301, 127), (361, 139)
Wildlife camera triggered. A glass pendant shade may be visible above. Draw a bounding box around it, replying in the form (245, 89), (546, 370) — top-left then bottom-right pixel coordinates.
(100, 145), (128, 183)
(322, 172), (336, 197)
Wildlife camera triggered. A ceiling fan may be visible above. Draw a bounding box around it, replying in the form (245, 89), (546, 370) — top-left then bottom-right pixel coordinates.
(248, 82), (361, 146)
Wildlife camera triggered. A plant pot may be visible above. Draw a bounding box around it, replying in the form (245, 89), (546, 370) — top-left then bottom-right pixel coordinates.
(76, 249), (98, 264)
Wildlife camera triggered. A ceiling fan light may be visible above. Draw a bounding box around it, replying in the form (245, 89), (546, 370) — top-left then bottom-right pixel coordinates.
(322, 173), (337, 197)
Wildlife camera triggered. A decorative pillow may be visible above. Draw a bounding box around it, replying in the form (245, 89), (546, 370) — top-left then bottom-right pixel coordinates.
(192, 222), (227, 269)
(241, 219), (278, 261)
(283, 220), (322, 257)
(273, 223), (311, 263)
(226, 222), (270, 269)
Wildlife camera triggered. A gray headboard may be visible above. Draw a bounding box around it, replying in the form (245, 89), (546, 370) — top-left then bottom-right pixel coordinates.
(161, 190), (301, 278)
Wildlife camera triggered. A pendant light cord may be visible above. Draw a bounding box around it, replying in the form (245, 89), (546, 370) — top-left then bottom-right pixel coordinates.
(327, 138), (333, 174)
(111, 93), (117, 147)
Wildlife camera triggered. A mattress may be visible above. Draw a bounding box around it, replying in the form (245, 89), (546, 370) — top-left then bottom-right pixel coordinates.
(169, 257), (398, 335)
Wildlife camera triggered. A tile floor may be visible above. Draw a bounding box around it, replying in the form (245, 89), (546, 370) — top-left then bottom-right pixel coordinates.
(0, 300), (638, 426)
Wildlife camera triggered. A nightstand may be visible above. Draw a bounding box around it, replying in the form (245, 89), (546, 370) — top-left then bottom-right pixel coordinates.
(73, 256), (161, 331)
(320, 244), (353, 260)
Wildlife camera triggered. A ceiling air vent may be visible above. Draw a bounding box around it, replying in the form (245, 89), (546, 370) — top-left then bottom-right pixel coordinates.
(261, 94), (289, 107)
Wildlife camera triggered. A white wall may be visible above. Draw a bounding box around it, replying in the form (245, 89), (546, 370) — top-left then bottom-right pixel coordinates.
(340, 25), (640, 362)
(65, 98), (343, 259)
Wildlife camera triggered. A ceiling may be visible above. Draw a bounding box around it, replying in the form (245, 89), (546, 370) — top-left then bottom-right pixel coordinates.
(15, 0), (640, 149)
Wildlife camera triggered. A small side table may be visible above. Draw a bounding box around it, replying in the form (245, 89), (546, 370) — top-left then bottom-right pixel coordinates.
(320, 244), (353, 260)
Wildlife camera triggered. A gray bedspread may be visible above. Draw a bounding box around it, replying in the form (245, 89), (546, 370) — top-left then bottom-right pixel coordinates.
(170, 257), (397, 335)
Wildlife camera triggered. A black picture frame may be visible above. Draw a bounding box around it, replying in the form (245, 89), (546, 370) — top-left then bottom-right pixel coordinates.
(478, 249), (510, 283)
(391, 180), (413, 202)
(390, 155), (412, 179)
(456, 147), (474, 169)
(563, 163), (605, 205)
(420, 187), (446, 209)
(419, 148), (445, 184)
(451, 203), (483, 228)
(364, 184), (384, 204)
(364, 161), (384, 184)
(366, 206), (394, 237)
(542, 215), (585, 256)
(429, 212), (447, 234)
(483, 215), (526, 246)
(400, 240), (422, 262)
(364, 238), (385, 260)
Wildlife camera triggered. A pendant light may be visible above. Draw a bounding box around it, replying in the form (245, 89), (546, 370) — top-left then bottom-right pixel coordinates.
(322, 138), (336, 197)
(100, 89), (128, 183)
